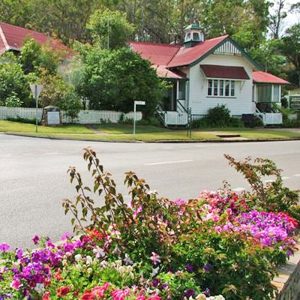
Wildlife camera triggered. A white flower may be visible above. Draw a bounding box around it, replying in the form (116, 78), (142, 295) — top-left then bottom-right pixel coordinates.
(34, 283), (45, 294)
(151, 266), (160, 277)
(87, 267), (93, 274)
(100, 260), (108, 267)
(86, 255), (93, 265)
(123, 253), (133, 265)
(75, 254), (82, 262)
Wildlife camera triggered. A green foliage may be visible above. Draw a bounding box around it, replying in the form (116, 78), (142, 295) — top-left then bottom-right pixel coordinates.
(19, 39), (59, 75)
(281, 23), (300, 86)
(59, 92), (82, 121)
(62, 148), (179, 264)
(77, 47), (166, 119)
(87, 9), (134, 49)
(225, 155), (299, 214)
(172, 229), (277, 299)
(4, 93), (23, 107)
(250, 39), (286, 77)
(0, 53), (31, 107)
(61, 149), (299, 299)
(192, 105), (243, 128)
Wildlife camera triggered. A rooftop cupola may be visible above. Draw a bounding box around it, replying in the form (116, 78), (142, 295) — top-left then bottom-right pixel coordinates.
(183, 22), (204, 48)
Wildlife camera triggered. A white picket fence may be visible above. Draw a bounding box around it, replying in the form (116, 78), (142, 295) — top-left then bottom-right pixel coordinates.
(0, 107), (142, 124)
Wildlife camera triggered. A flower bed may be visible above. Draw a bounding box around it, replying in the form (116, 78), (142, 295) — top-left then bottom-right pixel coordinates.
(0, 149), (299, 300)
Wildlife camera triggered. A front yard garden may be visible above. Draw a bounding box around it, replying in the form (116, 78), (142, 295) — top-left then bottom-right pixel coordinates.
(1, 120), (300, 142)
(0, 149), (299, 299)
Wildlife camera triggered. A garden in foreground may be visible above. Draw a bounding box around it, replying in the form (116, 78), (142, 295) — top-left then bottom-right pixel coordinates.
(0, 149), (300, 300)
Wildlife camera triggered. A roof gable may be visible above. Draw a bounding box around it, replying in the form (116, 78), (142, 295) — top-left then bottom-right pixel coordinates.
(0, 22), (71, 55)
(167, 35), (228, 68)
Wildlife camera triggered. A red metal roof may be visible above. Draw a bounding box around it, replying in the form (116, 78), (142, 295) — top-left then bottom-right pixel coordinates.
(253, 71), (289, 85)
(0, 22), (71, 55)
(154, 65), (186, 79)
(167, 35), (228, 68)
(201, 64), (250, 80)
(130, 41), (180, 66)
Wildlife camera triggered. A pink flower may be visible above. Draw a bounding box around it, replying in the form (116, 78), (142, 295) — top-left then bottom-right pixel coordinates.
(150, 252), (161, 265)
(92, 282), (110, 297)
(133, 205), (143, 218)
(11, 278), (22, 289)
(111, 288), (130, 300)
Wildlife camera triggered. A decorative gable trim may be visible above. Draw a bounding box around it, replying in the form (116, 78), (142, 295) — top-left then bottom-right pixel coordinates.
(213, 40), (241, 55)
(190, 37), (262, 70)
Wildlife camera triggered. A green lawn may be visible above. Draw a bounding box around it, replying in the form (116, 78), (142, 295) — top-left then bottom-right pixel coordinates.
(0, 120), (300, 142)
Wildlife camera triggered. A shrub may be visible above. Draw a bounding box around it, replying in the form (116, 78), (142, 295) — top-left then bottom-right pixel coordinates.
(225, 154), (299, 215)
(192, 106), (244, 128)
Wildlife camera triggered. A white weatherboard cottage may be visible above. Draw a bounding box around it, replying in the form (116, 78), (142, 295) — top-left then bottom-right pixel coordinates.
(131, 23), (288, 126)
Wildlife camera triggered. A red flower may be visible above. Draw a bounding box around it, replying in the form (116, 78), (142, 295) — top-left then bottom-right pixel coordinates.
(87, 229), (106, 241)
(42, 292), (51, 300)
(57, 286), (71, 297)
(54, 269), (63, 281)
(81, 291), (94, 300)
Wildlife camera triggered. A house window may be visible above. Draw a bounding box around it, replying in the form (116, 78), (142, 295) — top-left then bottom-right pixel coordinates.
(178, 80), (186, 99)
(208, 79), (236, 97)
(273, 85), (280, 102)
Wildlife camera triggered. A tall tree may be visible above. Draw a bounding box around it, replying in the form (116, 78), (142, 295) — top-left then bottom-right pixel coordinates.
(27, 0), (103, 44)
(87, 9), (134, 49)
(77, 47), (166, 117)
(268, 0), (287, 39)
(281, 24), (300, 86)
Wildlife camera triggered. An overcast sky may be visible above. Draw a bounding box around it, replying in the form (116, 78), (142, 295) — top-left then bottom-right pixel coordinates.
(278, 0), (300, 33)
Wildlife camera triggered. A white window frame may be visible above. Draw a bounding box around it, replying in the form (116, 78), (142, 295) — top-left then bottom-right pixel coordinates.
(207, 79), (236, 97)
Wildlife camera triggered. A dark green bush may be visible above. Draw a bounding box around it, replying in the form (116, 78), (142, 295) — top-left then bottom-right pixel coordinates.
(171, 229), (277, 300)
(206, 105), (231, 127)
(241, 114), (263, 128)
(192, 106), (244, 128)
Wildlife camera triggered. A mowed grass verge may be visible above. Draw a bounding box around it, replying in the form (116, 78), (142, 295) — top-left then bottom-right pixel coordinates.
(0, 120), (300, 142)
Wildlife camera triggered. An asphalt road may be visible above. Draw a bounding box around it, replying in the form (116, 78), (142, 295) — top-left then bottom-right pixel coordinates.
(0, 134), (299, 248)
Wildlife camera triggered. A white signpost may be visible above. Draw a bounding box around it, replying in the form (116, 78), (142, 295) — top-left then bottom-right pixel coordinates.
(30, 84), (43, 133)
(133, 101), (146, 135)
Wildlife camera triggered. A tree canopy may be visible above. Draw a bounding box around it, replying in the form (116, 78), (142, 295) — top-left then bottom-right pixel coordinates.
(76, 47), (166, 118)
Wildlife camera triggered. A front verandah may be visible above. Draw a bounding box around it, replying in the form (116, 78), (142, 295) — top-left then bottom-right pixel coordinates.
(159, 78), (189, 126)
(254, 83), (283, 125)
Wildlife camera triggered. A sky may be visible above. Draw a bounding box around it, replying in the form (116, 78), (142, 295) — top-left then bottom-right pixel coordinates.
(278, 0), (300, 33)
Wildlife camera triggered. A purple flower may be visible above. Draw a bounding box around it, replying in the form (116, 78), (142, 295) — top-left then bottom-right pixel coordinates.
(152, 278), (160, 287)
(15, 248), (23, 259)
(0, 243), (10, 253)
(203, 263), (213, 272)
(185, 263), (194, 273)
(32, 235), (40, 245)
(183, 289), (195, 298)
(203, 288), (210, 296)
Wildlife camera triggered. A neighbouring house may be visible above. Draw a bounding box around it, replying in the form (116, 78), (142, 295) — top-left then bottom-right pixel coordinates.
(130, 23), (289, 126)
(0, 22), (70, 56)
